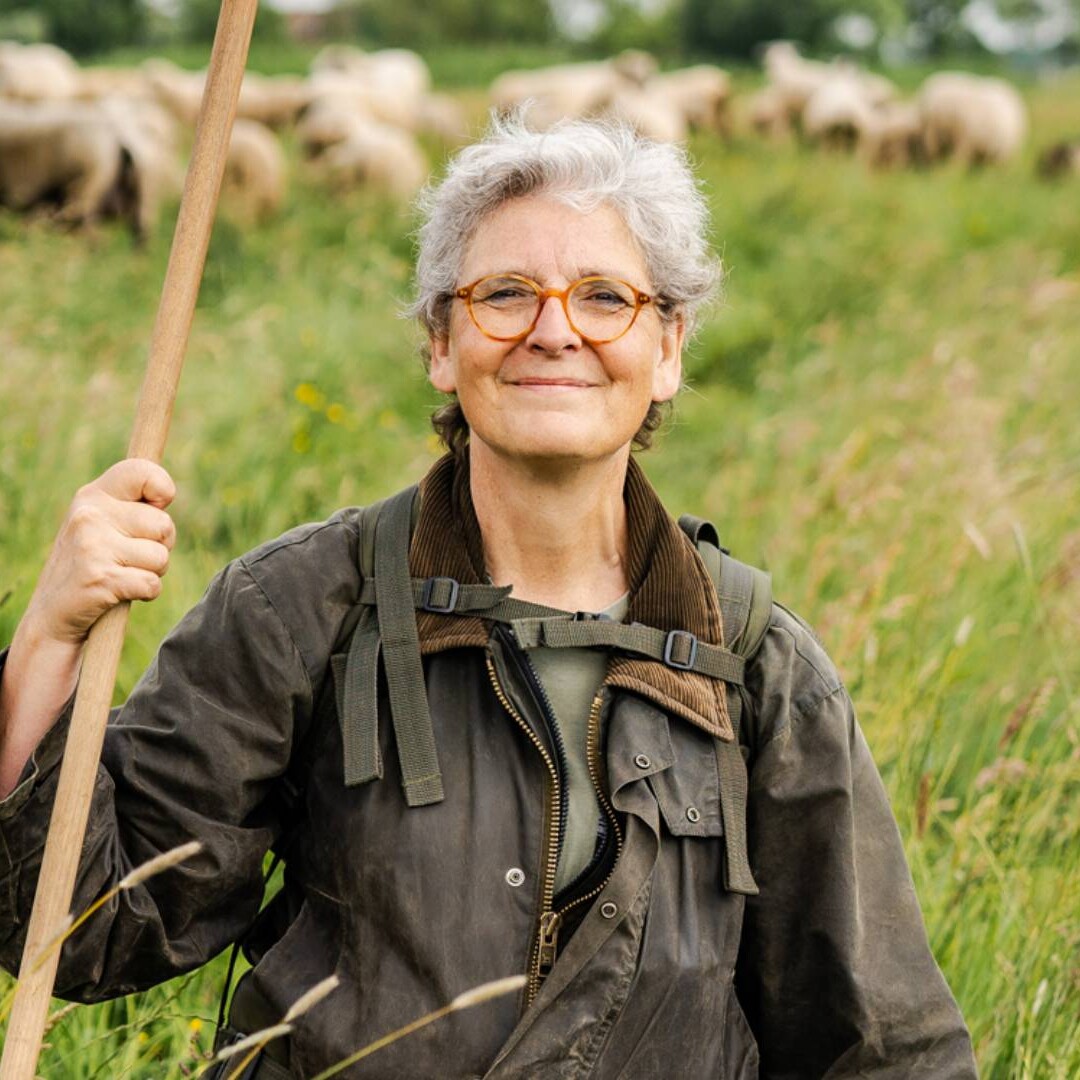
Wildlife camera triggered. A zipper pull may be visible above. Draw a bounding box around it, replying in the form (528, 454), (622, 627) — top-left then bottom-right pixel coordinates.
(537, 911), (562, 977)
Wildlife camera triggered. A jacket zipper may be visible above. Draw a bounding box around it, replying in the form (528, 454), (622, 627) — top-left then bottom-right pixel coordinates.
(484, 650), (562, 1009)
(551, 689), (623, 925)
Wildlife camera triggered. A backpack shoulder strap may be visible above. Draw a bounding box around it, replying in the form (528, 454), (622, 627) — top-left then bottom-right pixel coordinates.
(678, 513), (771, 897)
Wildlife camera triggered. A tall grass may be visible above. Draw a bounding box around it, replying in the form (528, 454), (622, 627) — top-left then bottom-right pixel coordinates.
(1, 60), (1078, 1076)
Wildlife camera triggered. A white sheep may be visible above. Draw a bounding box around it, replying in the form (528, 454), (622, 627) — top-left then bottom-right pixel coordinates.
(0, 101), (124, 226)
(313, 116), (427, 201)
(648, 64), (732, 135)
(802, 75), (876, 150)
(919, 72), (1027, 167)
(858, 101), (925, 170)
(0, 42), (80, 102)
(598, 86), (687, 144)
(223, 118), (287, 222)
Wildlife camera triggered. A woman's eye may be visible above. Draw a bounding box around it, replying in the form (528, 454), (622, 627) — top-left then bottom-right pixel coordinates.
(581, 289), (628, 307)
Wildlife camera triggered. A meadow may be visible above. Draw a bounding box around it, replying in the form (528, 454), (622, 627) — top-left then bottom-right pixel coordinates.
(1, 45), (1079, 1077)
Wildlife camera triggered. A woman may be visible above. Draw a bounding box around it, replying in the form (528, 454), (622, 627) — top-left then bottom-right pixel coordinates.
(0, 117), (976, 1077)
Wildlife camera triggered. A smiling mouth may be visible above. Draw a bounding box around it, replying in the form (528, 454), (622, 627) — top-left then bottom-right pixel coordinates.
(509, 379), (595, 388)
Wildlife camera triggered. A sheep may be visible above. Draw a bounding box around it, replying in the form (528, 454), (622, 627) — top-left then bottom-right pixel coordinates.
(491, 61), (625, 129)
(858, 101), (925, 170)
(75, 66), (148, 102)
(597, 86), (688, 144)
(313, 116), (427, 201)
(237, 73), (311, 129)
(0, 101), (126, 226)
(744, 84), (794, 140)
(223, 118), (287, 222)
(802, 75), (876, 151)
(648, 64), (732, 135)
(1038, 139), (1080, 179)
(142, 58), (204, 127)
(311, 45), (431, 103)
(761, 41), (835, 126)
(95, 95), (183, 239)
(305, 69), (420, 133)
(918, 72), (1027, 167)
(0, 42), (80, 102)
(415, 92), (469, 143)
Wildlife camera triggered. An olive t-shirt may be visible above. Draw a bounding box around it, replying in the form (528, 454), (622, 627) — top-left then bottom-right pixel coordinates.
(525, 591), (630, 894)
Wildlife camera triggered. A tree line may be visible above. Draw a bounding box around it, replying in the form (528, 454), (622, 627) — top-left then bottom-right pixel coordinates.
(0, 0), (1076, 60)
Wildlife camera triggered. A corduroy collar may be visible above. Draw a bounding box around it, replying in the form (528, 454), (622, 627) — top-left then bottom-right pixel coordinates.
(409, 451), (732, 740)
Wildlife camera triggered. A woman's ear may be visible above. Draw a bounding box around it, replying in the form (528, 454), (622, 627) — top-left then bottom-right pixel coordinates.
(652, 315), (685, 404)
(428, 335), (456, 394)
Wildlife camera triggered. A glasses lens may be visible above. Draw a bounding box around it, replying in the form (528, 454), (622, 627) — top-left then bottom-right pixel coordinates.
(568, 278), (637, 342)
(470, 276), (540, 339)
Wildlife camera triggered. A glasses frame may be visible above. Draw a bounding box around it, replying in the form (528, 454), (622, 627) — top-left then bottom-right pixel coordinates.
(454, 273), (653, 345)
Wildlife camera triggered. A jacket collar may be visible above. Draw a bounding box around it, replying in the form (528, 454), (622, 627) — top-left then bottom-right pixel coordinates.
(409, 452), (733, 741)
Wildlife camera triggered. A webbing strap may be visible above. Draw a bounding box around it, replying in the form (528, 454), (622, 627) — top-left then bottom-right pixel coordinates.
(357, 578), (566, 620)
(373, 488), (445, 806)
(714, 692), (759, 895)
(694, 537), (766, 896)
(508, 616), (746, 684)
(337, 608), (383, 786)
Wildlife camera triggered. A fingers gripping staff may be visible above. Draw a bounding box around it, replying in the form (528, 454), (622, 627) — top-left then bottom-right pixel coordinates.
(0, 4), (260, 1076)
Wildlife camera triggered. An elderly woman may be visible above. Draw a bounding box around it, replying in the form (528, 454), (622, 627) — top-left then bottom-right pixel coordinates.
(0, 117), (975, 1078)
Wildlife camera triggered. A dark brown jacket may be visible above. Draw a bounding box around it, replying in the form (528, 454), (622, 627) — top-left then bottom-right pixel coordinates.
(0, 453), (977, 1078)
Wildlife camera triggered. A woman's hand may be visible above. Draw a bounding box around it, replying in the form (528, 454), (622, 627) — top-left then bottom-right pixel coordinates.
(0, 459), (176, 797)
(23, 458), (177, 647)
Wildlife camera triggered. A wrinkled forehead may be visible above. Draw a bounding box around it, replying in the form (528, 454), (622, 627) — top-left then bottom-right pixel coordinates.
(457, 193), (649, 289)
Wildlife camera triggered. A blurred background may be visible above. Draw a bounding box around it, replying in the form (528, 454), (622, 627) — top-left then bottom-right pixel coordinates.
(1, 1), (1078, 1076)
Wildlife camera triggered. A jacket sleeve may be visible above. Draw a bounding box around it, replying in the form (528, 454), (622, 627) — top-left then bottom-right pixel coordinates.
(735, 607), (978, 1078)
(0, 556), (314, 1002)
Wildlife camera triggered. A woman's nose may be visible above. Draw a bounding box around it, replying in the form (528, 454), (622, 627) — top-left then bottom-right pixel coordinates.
(525, 295), (581, 353)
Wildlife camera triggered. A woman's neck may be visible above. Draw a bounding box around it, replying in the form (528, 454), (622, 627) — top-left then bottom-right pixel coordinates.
(467, 440), (631, 612)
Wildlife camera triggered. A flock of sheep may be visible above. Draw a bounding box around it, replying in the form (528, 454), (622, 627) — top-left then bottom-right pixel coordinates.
(0, 40), (466, 238)
(0, 38), (1075, 239)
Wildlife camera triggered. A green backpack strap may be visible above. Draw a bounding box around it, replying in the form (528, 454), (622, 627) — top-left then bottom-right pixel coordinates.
(678, 513), (772, 897)
(338, 487), (445, 803)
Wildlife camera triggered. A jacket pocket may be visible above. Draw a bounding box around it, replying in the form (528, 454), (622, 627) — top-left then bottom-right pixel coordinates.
(645, 719), (723, 839)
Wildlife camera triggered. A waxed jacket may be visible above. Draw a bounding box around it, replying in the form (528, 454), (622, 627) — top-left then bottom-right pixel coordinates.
(0, 453), (978, 1078)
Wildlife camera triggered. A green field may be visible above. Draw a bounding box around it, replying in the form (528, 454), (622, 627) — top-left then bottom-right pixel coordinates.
(1, 54), (1079, 1077)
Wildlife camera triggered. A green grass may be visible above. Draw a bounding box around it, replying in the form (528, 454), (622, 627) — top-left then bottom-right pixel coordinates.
(1, 63), (1079, 1077)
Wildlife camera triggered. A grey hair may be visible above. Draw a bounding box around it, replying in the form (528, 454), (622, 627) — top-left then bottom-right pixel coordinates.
(408, 111), (722, 454)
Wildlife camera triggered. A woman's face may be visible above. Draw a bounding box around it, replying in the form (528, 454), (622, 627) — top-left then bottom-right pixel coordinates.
(428, 194), (684, 466)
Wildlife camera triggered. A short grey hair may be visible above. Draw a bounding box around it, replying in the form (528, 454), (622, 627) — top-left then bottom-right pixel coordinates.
(409, 111), (722, 454)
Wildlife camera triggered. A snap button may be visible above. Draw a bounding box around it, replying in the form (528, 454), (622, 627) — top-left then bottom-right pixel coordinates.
(686, 806), (701, 823)
(505, 868), (525, 887)
(599, 901), (618, 919)
(633, 753), (651, 769)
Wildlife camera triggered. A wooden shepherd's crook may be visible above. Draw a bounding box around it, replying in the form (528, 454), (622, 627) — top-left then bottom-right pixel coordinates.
(0, 3), (259, 1076)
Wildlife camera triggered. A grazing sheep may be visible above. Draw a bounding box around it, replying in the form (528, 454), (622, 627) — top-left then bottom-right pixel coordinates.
(0, 101), (125, 225)
(919, 72), (1027, 167)
(858, 101), (925, 169)
(802, 75), (876, 151)
(223, 118), (287, 222)
(598, 86), (687, 144)
(745, 84), (794, 139)
(96, 95), (182, 239)
(1038, 139), (1080, 179)
(0, 42), (80, 102)
(142, 58), (204, 127)
(649, 64), (732, 135)
(761, 41), (835, 127)
(314, 117), (427, 200)
(237, 73), (311, 129)
(75, 66), (148, 102)
(415, 92), (469, 143)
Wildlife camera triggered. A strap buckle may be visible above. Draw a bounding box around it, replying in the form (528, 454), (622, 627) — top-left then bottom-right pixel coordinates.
(663, 629), (698, 671)
(420, 576), (460, 613)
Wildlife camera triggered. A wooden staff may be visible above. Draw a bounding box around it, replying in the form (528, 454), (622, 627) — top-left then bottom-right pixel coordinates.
(0, 3), (259, 1076)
